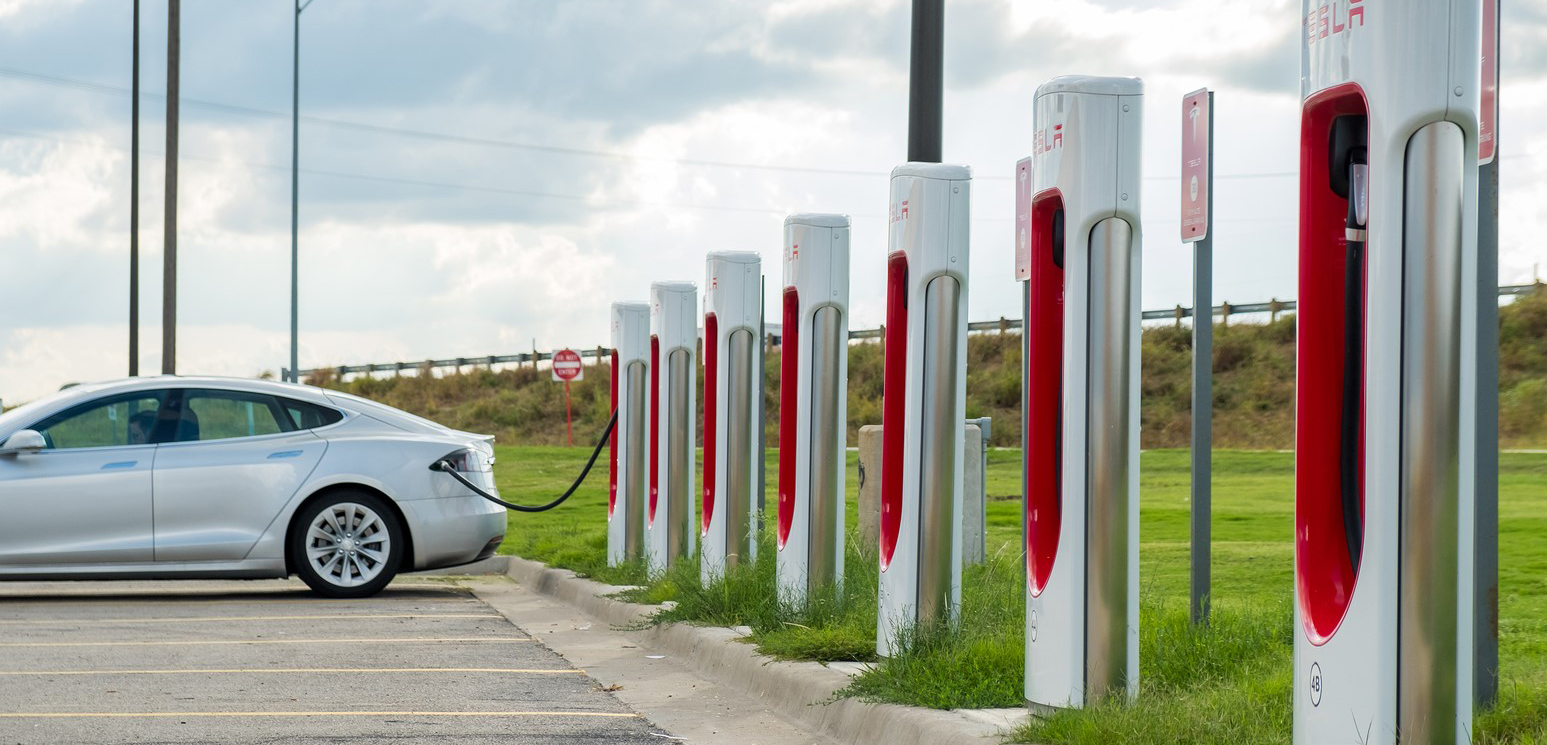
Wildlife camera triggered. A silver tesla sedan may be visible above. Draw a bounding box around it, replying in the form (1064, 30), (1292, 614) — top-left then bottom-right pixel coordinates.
(0, 377), (507, 598)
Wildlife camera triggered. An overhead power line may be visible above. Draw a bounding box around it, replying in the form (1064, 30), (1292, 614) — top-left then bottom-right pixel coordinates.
(0, 66), (1300, 183)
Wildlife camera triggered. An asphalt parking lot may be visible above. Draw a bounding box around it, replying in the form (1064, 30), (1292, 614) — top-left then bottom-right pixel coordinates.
(0, 578), (668, 744)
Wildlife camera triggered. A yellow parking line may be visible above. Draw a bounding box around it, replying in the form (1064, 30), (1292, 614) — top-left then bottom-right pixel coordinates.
(0, 637), (533, 648)
(0, 668), (584, 676)
(0, 614), (504, 625)
(0, 711), (638, 719)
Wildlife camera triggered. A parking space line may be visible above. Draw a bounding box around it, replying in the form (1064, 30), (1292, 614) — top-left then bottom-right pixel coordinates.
(0, 668), (585, 676)
(0, 637), (534, 648)
(0, 711), (639, 719)
(0, 614), (504, 625)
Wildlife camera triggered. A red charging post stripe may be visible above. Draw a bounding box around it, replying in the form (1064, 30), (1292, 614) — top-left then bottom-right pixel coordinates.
(1026, 191), (1065, 596)
(609, 350), (619, 517)
(879, 254), (909, 569)
(703, 314), (719, 534)
(649, 335), (660, 523)
(1295, 83), (1367, 645)
(778, 289), (800, 548)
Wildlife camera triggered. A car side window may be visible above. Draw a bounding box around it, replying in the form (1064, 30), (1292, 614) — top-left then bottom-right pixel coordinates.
(173, 390), (292, 443)
(280, 399), (344, 430)
(31, 392), (168, 450)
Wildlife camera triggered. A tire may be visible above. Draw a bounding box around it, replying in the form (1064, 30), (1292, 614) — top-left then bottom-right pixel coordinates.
(290, 490), (404, 599)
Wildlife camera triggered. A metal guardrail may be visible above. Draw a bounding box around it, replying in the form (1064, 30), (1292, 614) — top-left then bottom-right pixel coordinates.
(289, 283), (1542, 380)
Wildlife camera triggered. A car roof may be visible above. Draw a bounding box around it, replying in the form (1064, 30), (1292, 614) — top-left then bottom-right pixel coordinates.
(0, 376), (337, 432)
(74, 376), (337, 402)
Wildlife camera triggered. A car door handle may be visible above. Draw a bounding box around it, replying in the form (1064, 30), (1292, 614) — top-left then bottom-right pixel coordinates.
(101, 461), (137, 470)
(267, 450), (304, 460)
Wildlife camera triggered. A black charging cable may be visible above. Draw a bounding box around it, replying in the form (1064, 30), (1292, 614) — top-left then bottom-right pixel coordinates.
(429, 410), (617, 513)
(1330, 116), (1368, 570)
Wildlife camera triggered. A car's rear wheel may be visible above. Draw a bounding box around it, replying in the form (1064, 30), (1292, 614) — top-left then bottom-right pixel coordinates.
(291, 491), (403, 598)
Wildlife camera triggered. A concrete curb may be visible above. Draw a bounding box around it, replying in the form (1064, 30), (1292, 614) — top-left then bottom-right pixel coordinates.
(501, 555), (1013, 745)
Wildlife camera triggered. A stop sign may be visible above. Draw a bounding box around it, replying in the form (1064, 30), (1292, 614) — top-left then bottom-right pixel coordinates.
(551, 349), (584, 382)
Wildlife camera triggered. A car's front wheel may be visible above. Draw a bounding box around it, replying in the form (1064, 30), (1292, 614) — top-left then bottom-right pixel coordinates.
(291, 491), (403, 598)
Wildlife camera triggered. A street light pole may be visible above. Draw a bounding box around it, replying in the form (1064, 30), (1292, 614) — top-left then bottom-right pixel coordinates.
(162, 0), (178, 375)
(290, 0), (313, 382)
(906, 0), (943, 163)
(129, 0), (140, 377)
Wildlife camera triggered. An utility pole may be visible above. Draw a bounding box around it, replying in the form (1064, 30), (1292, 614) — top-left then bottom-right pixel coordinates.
(906, 0), (943, 163)
(161, 0), (179, 375)
(129, 0), (140, 377)
(291, 0), (314, 383)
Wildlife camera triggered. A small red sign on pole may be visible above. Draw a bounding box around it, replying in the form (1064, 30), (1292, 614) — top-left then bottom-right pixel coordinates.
(552, 349), (584, 447)
(1015, 156), (1033, 281)
(1181, 89), (1211, 243)
(1480, 0), (1498, 164)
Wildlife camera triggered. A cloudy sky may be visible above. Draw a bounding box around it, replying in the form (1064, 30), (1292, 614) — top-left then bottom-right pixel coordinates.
(1, 0), (1543, 403)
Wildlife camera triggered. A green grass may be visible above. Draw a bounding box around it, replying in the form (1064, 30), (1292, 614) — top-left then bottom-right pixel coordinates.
(313, 291), (1547, 451)
(488, 445), (1547, 743)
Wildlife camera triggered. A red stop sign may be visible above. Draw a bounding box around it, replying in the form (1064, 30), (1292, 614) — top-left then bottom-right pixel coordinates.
(552, 349), (584, 382)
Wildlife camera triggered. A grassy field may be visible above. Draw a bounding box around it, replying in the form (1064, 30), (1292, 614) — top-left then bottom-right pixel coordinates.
(491, 445), (1547, 743)
(312, 291), (1547, 451)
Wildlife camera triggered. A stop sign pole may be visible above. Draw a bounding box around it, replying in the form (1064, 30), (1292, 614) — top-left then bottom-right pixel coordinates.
(552, 349), (585, 447)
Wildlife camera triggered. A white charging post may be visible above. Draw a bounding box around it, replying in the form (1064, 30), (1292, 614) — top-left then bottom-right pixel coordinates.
(877, 163), (971, 657)
(702, 252), (762, 583)
(777, 214), (851, 606)
(609, 301), (651, 566)
(648, 281), (698, 576)
(1294, 2), (1479, 741)
(1022, 75), (1143, 709)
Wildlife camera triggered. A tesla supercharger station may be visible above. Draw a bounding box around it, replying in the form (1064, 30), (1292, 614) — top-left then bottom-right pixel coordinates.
(702, 251), (762, 583)
(1295, 2), (1479, 742)
(777, 214), (851, 606)
(878, 164), (970, 657)
(1022, 75), (1142, 709)
(609, 301), (651, 566)
(648, 281), (698, 576)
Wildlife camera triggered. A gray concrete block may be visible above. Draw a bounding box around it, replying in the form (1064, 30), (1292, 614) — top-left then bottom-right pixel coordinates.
(857, 424), (884, 555)
(964, 423), (985, 565)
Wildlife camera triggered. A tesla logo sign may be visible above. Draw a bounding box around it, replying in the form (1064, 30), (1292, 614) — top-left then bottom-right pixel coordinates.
(785, 243), (799, 263)
(1306, 0), (1364, 44)
(889, 200), (909, 226)
(1034, 124), (1064, 155)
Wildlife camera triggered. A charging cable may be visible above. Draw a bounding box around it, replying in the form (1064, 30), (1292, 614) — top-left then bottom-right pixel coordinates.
(1339, 149), (1368, 570)
(430, 410), (617, 513)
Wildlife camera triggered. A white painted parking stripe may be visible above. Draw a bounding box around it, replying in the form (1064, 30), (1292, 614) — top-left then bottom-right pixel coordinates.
(0, 613), (503, 625)
(0, 637), (534, 648)
(0, 668), (584, 676)
(0, 711), (638, 719)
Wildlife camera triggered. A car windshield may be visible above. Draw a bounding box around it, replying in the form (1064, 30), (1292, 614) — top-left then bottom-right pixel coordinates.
(322, 390), (447, 433)
(0, 388), (88, 433)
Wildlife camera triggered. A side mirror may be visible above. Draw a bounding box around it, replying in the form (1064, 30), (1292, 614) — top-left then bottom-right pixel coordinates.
(0, 430), (46, 456)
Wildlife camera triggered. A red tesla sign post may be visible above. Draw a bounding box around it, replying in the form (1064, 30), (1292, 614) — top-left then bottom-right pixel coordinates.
(1181, 88), (1214, 626)
(552, 349), (584, 447)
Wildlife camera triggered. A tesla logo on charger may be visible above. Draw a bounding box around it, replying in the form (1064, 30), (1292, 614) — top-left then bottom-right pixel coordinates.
(785, 243), (799, 263)
(1034, 124), (1064, 156)
(1306, 0), (1364, 44)
(889, 201), (909, 226)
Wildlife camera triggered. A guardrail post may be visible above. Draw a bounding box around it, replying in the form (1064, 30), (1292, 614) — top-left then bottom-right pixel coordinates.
(1270, 298), (1283, 323)
(1174, 304), (1185, 328)
(1220, 301), (1232, 327)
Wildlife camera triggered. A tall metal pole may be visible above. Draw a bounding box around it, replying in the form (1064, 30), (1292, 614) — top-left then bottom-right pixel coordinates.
(161, 0), (178, 375)
(1475, 0), (1501, 705)
(128, 0), (140, 377)
(290, 0), (303, 383)
(906, 0), (943, 163)
(1190, 92), (1215, 626)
